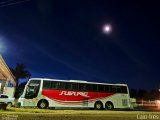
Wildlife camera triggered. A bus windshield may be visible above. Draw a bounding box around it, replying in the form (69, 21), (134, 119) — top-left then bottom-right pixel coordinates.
(25, 80), (41, 99)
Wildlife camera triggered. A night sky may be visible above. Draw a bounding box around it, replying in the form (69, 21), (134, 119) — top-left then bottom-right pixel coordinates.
(0, 0), (160, 90)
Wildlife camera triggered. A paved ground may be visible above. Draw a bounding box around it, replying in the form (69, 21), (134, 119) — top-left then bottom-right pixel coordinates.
(0, 108), (160, 120)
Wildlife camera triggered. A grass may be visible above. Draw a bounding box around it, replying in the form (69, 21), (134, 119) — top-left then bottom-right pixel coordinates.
(0, 108), (160, 120)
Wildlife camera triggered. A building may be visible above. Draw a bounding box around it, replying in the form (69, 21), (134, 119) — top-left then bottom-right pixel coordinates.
(0, 54), (16, 97)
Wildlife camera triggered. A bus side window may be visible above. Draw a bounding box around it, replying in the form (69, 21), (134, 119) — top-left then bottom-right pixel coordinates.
(79, 83), (86, 91)
(105, 85), (110, 92)
(43, 81), (51, 89)
(93, 84), (98, 92)
(86, 84), (93, 91)
(65, 82), (71, 90)
(57, 82), (65, 90)
(116, 87), (122, 93)
(51, 81), (58, 89)
(72, 83), (79, 90)
(98, 85), (105, 92)
(122, 86), (128, 94)
(111, 85), (117, 93)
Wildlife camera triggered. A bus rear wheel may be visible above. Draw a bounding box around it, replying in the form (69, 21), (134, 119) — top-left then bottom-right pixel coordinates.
(105, 102), (114, 110)
(37, 100), (48, 109)
(94, 101), (103, 110)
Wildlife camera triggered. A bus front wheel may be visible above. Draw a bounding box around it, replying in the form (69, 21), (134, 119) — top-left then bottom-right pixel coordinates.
(37, 99), (48, 109)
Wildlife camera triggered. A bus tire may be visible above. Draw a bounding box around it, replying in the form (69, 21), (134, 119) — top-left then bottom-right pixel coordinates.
(37, 99), (48, 109)
(94, 101), (103, 110)
(105, 101), (114, 110)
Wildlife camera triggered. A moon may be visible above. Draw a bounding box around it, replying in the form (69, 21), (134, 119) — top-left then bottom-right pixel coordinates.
(103, 24), (112, 34)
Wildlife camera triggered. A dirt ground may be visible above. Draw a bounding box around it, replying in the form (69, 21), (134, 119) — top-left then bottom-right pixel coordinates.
(0, 108), (160, 120)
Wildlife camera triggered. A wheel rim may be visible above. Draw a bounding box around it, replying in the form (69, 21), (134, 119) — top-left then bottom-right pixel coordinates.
(40, 102), (46, 108)
(95, 103), (102, 109)
(107, 104), (112, 109)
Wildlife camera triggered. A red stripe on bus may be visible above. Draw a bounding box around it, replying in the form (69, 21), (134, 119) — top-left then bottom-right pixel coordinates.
(42, 89), (114, 102)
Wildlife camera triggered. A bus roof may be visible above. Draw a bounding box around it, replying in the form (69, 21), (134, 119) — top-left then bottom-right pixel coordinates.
(29, 78), (128, 86)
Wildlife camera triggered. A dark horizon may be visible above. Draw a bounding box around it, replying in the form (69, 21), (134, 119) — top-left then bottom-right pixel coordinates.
(0, 0), (160, 90)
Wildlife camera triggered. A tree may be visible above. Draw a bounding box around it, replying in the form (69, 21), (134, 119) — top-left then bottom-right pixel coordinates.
(10, 63), (31, 98)
(137, 89), (148, 100)
(150, 90), (160, 100)
(16, 82), (27, 98)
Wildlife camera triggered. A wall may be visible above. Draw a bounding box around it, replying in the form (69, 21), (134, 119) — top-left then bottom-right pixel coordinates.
(3, 87), (15, 98)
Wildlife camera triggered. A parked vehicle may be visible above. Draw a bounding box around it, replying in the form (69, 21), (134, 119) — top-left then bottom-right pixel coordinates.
(18, 78), (131, 110)
(0, 102), (7, 110)
(0, 94), (15, 107)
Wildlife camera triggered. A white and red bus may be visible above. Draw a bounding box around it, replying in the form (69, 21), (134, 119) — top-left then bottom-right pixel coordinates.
(18, 78), (131, 110)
